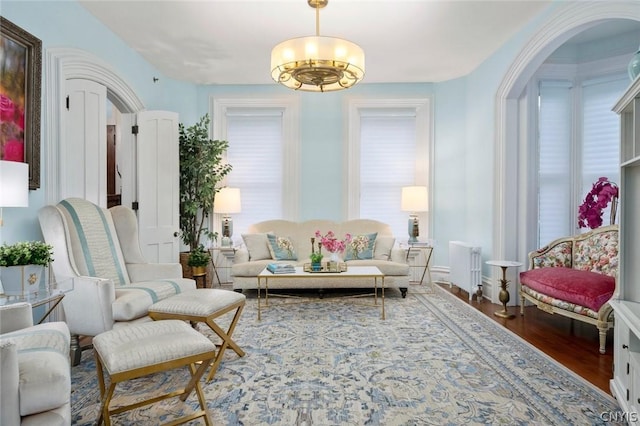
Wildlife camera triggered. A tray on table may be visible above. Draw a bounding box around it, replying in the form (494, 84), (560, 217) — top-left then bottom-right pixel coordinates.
(303, 262), (348, 273)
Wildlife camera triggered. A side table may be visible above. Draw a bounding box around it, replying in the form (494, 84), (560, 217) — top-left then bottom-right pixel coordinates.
(0, 278), (74, 324)
(404, 242), (434, 291)
(486, 260), (523, 319)
(209, 246), (237, 287)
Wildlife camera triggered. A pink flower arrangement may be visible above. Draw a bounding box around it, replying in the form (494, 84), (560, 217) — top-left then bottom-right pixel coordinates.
(577, 177), (619, 229)
(315, 230), (352, 253)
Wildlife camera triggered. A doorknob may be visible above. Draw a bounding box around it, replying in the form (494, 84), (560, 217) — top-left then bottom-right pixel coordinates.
(173, 232), (179, 237)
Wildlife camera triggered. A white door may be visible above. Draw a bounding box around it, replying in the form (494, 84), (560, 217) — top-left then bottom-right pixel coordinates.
(64, 79), (107, 206)
(136, 111), (180, 263)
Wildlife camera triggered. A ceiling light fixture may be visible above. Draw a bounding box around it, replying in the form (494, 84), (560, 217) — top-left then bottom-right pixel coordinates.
(270, 0), (365, 92)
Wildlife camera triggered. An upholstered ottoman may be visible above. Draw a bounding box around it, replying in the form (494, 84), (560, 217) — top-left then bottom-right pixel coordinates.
(93, 320), (216, 426)
(148, 288), (246, 382)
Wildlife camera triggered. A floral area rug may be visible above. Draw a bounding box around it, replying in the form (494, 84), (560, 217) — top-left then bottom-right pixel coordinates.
(70, 285), (621, 425)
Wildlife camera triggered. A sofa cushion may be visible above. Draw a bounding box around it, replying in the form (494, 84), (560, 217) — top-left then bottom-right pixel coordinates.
(242, 233), (272, 260)
(18, 351), (70, 416)
(520, 267), (615, 312)
(113, 279), (194, 321)
(232, 259), (276, 277)
(374, 236), (395, 260)
(345, 233), (377, 261)
(267, 234), (298, 260)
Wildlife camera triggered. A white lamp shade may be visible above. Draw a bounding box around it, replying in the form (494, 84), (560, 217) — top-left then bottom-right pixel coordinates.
(214, 188), (242, 214)
(0, 160), (29, 207)
(401, 186), (428, 212)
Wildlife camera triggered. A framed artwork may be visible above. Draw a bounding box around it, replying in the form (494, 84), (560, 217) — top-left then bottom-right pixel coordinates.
(0, 16), (42, 189)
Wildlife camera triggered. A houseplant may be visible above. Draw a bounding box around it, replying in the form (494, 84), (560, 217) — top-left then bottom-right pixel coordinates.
(179, 114), (232, 277)
(179, 114), (233, 251)
(0, 241), (54, 296)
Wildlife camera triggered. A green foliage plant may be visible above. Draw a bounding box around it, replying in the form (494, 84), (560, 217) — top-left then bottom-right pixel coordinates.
(179, 114), (233, 250)
(0, 241), (54, 267)
(310, 252), (323, 264)
(187, 245), (211, 267)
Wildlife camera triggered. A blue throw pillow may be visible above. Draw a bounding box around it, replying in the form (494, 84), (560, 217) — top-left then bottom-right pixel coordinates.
(344, 232), (377, 261)
(267, 234), (298, 260)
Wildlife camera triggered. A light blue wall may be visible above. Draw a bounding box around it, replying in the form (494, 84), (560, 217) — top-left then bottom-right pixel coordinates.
(1, 1), (199, 244)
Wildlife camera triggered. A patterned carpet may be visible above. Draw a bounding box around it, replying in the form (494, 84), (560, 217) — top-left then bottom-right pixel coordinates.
(70, 285), (621, 425)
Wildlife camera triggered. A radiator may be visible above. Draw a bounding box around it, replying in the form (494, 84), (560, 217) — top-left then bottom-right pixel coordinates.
(449, 241), (482, 301)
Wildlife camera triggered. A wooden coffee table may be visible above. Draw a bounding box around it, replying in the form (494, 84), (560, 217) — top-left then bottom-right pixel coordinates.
(257, 266), (386, 320)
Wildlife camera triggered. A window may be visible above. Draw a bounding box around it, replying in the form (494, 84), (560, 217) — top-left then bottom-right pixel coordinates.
(536, 74), (626, 246)
(211, 98), (300, 238)
(347, 99), (431, 239)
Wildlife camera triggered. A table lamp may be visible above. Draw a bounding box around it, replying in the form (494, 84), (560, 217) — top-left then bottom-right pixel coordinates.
(0, 160), (29, 226)
(401, 186), (428, 243)
(214, 188), (241, 247)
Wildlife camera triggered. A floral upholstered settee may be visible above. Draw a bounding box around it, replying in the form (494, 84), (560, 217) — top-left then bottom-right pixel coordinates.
(231, 219), (410, 297)
(519, 224), (618, 354)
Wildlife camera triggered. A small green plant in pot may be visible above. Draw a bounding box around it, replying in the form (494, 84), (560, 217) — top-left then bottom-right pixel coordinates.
(187, 245), (211, 268)
(310, 252), (323, 264)
(0, 241), (54, 296)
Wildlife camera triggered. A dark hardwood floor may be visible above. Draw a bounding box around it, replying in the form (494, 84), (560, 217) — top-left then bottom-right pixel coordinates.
(438, 283), (613, 394)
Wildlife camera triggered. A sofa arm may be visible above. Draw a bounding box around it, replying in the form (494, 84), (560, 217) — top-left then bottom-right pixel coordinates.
(528, 238), (573, 269)
(390, 248), (407, 264)
(234, 248), (250, 264)
(61, 276), (116, 336)
(0, 340), (20, 426)
(126, 262), (183, 282)
(0, 303), (33, 334)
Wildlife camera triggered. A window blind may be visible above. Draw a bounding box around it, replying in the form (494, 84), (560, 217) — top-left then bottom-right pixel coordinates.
(538, 80), (572, 246)
(581, 75), (626, 226)
(225, 111), (283, 235)
(359, 113), (417, 238)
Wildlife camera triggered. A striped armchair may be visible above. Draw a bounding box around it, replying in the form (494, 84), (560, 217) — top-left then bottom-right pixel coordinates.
(39, 198), (196, 365)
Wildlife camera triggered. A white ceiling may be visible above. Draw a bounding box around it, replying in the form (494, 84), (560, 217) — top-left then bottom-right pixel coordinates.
(79, 0), (559, 85)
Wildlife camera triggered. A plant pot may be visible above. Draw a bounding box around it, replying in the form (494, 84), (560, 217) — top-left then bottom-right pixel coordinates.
(191, 266), (207, 276)
(0, 265), (44, 296)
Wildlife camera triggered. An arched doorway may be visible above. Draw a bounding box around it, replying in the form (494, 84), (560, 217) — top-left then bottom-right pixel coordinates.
(43, 47), (145, 206)
(493, 2), (640, 273)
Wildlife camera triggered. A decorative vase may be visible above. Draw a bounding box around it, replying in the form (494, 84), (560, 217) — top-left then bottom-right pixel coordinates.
(0, 265), (44, 296)
(629, 46), (640, 82)
(311, 262), (322, 272)
(329, 251), (340, 263)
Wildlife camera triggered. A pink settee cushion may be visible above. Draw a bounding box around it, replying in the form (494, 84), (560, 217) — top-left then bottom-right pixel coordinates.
(520, 267), (615, 312)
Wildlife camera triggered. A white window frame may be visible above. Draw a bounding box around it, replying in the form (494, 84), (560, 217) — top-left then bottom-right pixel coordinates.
(345, 98), (433, 234)
(210, 96), (300, 235)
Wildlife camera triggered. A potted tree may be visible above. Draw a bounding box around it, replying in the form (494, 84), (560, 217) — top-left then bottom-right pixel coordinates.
(179, 114), (232, 278)
(0, 241), (54, 296)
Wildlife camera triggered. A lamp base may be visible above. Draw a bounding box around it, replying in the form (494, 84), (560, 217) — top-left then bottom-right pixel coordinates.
(221, 236), (232, 247)
(407, 215), (419, 244)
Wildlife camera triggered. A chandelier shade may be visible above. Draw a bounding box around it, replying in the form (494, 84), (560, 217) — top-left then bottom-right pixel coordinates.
(270, 0), (365, 92)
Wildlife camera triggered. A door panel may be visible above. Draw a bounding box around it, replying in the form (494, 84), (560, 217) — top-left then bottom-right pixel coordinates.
(64, 79), (107, 206)
(136, 111), (180, 263)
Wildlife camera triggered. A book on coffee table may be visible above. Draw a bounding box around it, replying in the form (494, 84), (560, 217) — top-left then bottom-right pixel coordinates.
(266, 263), (295, 274)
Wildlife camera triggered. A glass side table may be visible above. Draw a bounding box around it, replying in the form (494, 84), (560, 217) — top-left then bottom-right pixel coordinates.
(402, 241), (435, 291)
(0, 278), (74, 324)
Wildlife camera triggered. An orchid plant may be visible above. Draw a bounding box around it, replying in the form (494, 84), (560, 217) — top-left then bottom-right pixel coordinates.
(577, 177), (619, 229)
(314, 230), (352, 254)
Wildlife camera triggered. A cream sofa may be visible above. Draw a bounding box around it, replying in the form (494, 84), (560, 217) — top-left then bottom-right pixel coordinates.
(231, 219), (410, 297)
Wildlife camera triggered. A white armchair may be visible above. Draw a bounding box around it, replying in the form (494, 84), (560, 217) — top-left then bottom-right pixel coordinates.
(0, 302), (71, 425)
(39, 198), (196, 365)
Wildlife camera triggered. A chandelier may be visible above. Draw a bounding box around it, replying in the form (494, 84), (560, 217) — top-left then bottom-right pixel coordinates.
(270, 0), (365, 92)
